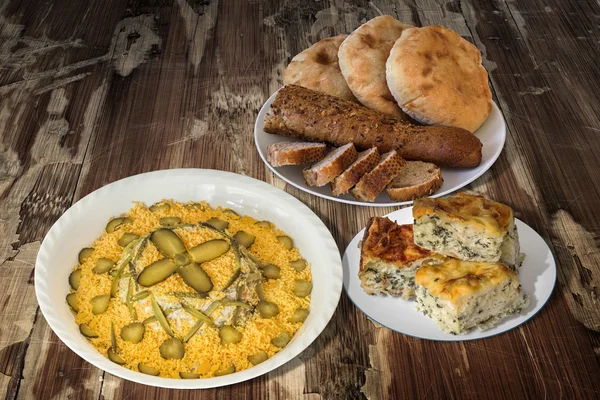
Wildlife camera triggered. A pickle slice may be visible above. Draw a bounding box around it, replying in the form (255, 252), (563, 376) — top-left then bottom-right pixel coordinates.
(174, 253), (191, 267)
(79, 324), (98, 338)
(108, 348), (126, 365)
(257, 301), (279, 319)
(138, 363), (160, 376)
(276, 235), (293, 250)
(137, 258), (178, 287)
(293, 279), (312, 297)
(178, 263), (213, 293)
(78, 247), (94, 264)
(219, 325), (242, 345)
(233, 231), (255, 248)
(179, 371), (200, 379)
(93, 258), (115, 274)
(290, 259), (307, 272)
(271, 332), (291, 348)
(150, 228), (186, 258)
(66, 293), (79, 312)
(205, 218), (228, 231)
(262, 264), (280, 280)
(159, 338), (184, 359)
(255, 221), (272, 229)
(188, 239), (230, 263)
(159, 216), (181, 227)
(223, 209), (239, 217)
(149, 202), (170, 212)
(91, 294), (110, 315)
(247, 350), (268, 365)
(289, 308), (309, 323)
(69, 269), (81, 290)
(106, 217), (132, 233)
(214, 365), (235, 376)
(118, 232), (140, 247)
(121, 323), (145, 344)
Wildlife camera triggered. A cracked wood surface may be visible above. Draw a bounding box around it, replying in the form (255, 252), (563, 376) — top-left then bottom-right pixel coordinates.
(1, 0), (599, 399)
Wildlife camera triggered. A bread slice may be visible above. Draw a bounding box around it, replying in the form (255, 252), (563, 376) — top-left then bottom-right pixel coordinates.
(267, 142), (327, 167)
(303, 143), (357, 186)
(331, 147), (380, 196)
(351, 150), (405, 202)
(386, 161), (443, 201)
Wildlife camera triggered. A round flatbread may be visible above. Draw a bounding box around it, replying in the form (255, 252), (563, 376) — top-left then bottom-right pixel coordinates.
(338, 15), (413, 119)
(283, 35), (357, 101)
(386, 26), (492, 133)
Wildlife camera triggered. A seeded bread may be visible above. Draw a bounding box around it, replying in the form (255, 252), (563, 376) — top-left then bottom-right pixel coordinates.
(267, 141), (327, 167)
(351, 150), (405, 202)
(303, 143), (358, 186)
(331, 147), (380, 196)
(386, 161), (443, 201)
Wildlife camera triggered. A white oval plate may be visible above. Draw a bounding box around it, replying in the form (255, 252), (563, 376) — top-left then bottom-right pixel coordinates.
(342, 207), (556, 341)
(254, 90), (506, 207)
(35, 169), (343, 388)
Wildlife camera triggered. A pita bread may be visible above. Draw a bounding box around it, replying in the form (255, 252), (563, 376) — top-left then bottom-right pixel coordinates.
(338, 16), (413, 119)
(386, 26), (492, 132)
(284, 35), (356, 101)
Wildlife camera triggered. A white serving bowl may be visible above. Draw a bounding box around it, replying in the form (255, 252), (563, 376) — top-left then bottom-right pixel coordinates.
(35, 169), (343, 389)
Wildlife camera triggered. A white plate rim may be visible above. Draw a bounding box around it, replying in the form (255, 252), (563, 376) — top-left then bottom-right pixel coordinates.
(254, 89), (507, 207)
(34, 169), (343, 388)
(342, 207), (557, 341)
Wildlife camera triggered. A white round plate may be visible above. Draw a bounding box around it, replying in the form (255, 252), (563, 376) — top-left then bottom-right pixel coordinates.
(342, 207), (556, 341)
(254, 90), (506, 207)
(35, 169), (343, 388)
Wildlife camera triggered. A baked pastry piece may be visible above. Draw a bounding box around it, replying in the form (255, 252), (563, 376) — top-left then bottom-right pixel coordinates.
(412, 193), (521, 270)
(386, 26), (492, 132)
(351, 150), (405, 202)
(331, 147), (380, 196)
(338, 16), (413, 119)
(415, 259), (529, 334)
(359, 217), (443, 299)
(284, 35), (357, 101)
(386, 161), (443, 201)
(303, 143), (357, 186)
(267, 142), (327, 166)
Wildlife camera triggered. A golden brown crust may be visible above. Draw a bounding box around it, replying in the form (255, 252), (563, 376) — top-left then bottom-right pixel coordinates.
(338, 16), (412, 118)
(284, 35), (357, 101)
(415, 258), (518, 305)
(386, 26), (492, 132)
(360, 217), (435, 272)
(385, 161), (443, 201)
(413, 193), (513, 235)
(303, 143), (357, 186)
(263, 85), (482, 168)
(267, 142), (327, 166)
(331, 147), (380, 195)
(351, 150), (405, 202)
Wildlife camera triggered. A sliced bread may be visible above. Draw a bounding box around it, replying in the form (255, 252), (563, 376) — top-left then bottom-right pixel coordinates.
(386, 161), (443, 201)
(351, 150), (405, 202)
(303, 143), (358, 186)
(267, 141), (327, 167)
(331, 147), (380, 196)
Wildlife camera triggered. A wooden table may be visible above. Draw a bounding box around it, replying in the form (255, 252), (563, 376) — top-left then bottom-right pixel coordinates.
(1, 0), (599, 398)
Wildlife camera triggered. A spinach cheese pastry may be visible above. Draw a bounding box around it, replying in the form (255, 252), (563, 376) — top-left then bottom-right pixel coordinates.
(412, 193), (522, 270)
(359, 217), (443, 299)
(415, 258), (529, 334)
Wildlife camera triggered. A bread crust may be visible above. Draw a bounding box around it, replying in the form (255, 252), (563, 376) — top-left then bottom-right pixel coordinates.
(303, 143), (357, 186)
(267, 142), (327, 166)
(386, 161), (443, 201)
(338, 16), (412, 118)
(284, 35), (357, 101)
(331, 147), (380, 195)
(351, 150), (405, 202)
(386, 26), (492, 132)
(263, 85), (482, 168)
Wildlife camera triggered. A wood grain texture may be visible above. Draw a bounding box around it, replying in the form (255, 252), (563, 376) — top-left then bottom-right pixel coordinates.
(1, 0), (599, 399)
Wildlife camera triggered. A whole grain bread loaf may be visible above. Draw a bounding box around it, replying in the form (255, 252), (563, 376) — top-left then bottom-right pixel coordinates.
(386, 161), (443, 201)
(352, 150), (405, 202)
(267, 141), (327, 166)
(331, 147), (380, 196)
(303, 143), (358, 186)
(264, 85), (482, 168)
